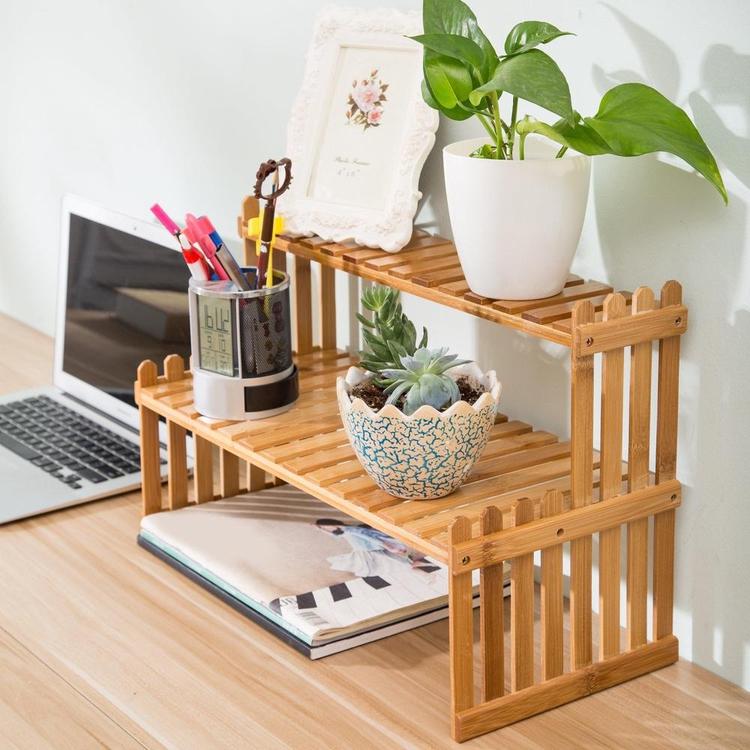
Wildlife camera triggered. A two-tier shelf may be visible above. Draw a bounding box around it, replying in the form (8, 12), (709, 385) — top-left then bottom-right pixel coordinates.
(135, 198), (686, 741)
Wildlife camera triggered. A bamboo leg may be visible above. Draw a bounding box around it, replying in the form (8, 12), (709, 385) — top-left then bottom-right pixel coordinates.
(599, 294), (626, 659)
(294, 256), (313, 355)
(194, 435), (214, 503)
(570, 300), (595, 669)
(541, 489), (564, 680)
(320, 265), (336, 351)
(246, 462), (266, 492)
(220, 450), (240, 498)
(628, 287), (655, 648)
(449, 516), (474, 739)
(654, 281), (682, 640)
(479, 506), (504, 701)
(511, 498), (534, 692)
(137, 360), (161, 515)
(274, 249), (287, 275)
(164, 356), (188, 510)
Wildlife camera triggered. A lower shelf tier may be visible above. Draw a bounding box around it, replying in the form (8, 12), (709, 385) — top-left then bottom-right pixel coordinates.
(137, 349), (620, 561)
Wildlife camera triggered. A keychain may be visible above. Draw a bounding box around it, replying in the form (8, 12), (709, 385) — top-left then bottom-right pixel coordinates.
(252, 157), (292, 289)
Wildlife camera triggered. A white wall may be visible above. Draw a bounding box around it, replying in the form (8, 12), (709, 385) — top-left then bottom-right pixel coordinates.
(2, 0), (748, 689)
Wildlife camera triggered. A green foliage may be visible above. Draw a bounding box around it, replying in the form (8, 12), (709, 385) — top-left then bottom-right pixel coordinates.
(410, 0), (726, 201)
(358, 286), (427, 383)
(504, 21), (573, 56)
(380, 347), (471, 415)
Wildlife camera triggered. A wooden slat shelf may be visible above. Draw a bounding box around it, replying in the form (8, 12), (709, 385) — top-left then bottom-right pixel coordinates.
(137, 349), (609, 563)
(138, 201), (689, 742)
(273, 232), (634, 347)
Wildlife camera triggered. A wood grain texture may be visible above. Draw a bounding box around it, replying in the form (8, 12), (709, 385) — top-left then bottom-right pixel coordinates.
(541, 489), (564, 681)
(570, 300), (595, 669)
(479, 506), (504, 701)
(448, 517), (474, 738)
(320, 265), (337, 351)
(136, 360), (161, 515)
(274, 235), (574, 345)
(450, 482), (681, 570)
(628, 287), (655, 649)
(494, 282), (614, 315)
(293, 255), (313, 355)
(193, 434), (214, 503)
(220, 450), (240, 498)
(246, 462), (266, 492)
(455, 637), (680, 742)
(599, 294), (627, 660)
(0, 626), (148, 749)
(510, 498), (535, 692)
(574, 304), (687, 356)
(654, 281), (682, 641)
(3, 313), (744, 750)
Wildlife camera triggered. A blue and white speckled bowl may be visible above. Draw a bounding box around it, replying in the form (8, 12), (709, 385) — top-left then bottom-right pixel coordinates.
(337, 364), (502, 500)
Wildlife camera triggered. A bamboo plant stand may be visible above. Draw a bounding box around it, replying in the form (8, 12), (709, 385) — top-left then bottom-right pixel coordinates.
(136, 213), (687, 742)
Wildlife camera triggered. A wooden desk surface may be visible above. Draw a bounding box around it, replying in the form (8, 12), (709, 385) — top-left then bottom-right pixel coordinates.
(0, 313), (747, 749)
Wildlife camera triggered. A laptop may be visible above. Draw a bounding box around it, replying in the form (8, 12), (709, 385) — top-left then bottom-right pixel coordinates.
(0, 195), (193, 523)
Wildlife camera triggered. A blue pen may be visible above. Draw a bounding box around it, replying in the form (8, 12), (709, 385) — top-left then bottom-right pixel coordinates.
(202, 219), (251, 291)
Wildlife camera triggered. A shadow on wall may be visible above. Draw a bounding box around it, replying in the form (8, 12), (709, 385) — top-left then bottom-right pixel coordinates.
(591, 9), (750, 687)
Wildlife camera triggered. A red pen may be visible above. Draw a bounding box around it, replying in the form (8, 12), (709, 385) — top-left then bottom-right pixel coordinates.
(184, 213), (230, 281)
(150, 203), (210, 280)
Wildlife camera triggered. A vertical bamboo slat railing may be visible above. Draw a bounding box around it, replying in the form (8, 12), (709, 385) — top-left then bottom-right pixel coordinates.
(627, 287), (655, 648)
(569, 299), (595, 670)
(479, 506), (504, 701)
(447, 283), (684, 742)
(540, 489), (564, 681)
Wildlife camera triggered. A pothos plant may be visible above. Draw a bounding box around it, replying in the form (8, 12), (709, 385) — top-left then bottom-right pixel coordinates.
(411, 0), (727, 202)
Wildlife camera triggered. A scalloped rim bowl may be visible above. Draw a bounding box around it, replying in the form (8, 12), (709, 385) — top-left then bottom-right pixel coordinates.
(337, 364), (502, 500)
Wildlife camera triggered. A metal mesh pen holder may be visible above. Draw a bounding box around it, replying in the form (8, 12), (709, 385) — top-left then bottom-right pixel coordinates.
(188, 269), (298, 420)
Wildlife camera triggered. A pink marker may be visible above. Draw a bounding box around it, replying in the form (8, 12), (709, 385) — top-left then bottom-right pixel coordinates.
(150, 203), (210, 280)
(184, 213), (229, 281)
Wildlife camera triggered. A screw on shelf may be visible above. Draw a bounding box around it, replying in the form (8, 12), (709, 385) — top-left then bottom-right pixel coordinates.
(461, 555), (470, 565)
(585, 337), (594, 347)
(675, 316), (682, 326)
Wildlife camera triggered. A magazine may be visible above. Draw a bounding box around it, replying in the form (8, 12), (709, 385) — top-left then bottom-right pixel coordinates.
(139, 485), (509, 657)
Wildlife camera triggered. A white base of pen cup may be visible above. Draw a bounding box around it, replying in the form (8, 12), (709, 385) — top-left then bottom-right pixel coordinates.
(192, 365), (299, 421)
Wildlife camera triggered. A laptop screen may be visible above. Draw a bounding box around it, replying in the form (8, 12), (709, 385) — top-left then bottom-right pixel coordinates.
(62, 214), (192, 408)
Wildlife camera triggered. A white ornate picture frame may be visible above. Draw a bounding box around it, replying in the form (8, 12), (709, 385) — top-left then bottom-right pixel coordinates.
(283, 6), (438, 252)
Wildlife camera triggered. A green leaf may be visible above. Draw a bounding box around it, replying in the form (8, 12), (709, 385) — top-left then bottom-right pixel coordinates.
(585, 83), (727, 203)
(355, 312), (375, 328)
(411, 33), (485, 71)
(504, 21), (573, 56)
(551, 115), (612, 155)
(470, 49), (574, 123)
(470, 143), (498, 159)
(424, 50), (473, 110)
(423, 0), (497, 75)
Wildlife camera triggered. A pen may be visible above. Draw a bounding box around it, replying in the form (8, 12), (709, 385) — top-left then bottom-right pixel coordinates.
(184, 213), (230, 282)
(150, 203), (210, 280)
(199, 216), (252, 292)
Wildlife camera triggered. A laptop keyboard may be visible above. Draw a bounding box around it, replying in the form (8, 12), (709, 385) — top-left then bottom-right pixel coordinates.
(0, 396), (157, 490)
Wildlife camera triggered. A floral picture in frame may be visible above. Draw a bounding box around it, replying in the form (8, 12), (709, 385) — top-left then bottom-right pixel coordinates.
(346, 70), (388, 131)
(283, 7), (438, 252)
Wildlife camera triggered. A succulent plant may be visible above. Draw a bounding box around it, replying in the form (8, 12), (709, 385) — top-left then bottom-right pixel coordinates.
(358, 286), (428, 384)
(380, 347), (471, 415)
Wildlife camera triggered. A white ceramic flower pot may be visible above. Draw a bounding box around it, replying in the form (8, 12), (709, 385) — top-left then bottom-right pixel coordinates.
(337, 364), (502, 500)
(443, 137), (591, 300)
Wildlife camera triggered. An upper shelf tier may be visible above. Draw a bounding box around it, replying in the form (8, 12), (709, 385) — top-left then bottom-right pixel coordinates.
(274, 231), (629, 347)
